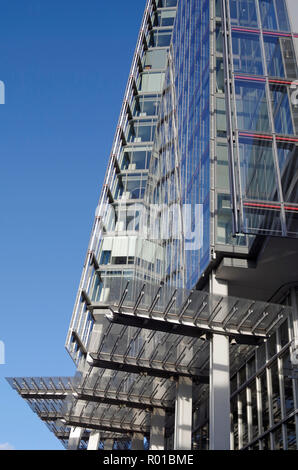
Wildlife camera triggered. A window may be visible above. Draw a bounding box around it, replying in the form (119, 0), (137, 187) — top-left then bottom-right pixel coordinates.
(270, 85), (294, 135)
(281, 351), (294, 416)
(144, 49), (168, 70)
(238, 137), (278, 201)
(216, 58), (224, 93)
(249, 380), (259, 439)
(235, 80), (270, 132)
(121, 148), (151, 170)
(216, 97), (227, 137)
(216, 143), (229, 190)
(286, 418), (297, 449)
(273, 426), (284, 449)
(139, 72), (165, 93)
(230, 0), (258, 27)
(267, 332), (277, 358)
(239, 390), (248, 446)
(216, 23), (223, 53)
(260, 372), (270, 432)
(259, 0), (290, 32)
(270, 360), (282, 424)
(154, 9), (176, 27)
(100, 250), (111, 265)
(132, 95), (160, 117)
(90, 274), (103, 302)
(277, 144), (298, 205)
(264, 37), (297, 79)
(232, 32), (263, 75)
(127, 119), (156, 143)
(157, 0), (177, 7)
(149, 29), (172, 47)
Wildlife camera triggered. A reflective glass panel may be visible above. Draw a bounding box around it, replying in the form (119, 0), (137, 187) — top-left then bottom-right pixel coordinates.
(230, 0), (258, 28)
(232, 32), (263, 75)
(238, 137), (278, 201)
(277, 143), (298, 204)
(259, 0), (290, 32)
(270, 85), (294, 135)
(235, 80), (270, 132)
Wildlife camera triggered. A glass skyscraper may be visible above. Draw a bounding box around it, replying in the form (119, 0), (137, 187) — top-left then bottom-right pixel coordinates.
(8, 0), (298, 450)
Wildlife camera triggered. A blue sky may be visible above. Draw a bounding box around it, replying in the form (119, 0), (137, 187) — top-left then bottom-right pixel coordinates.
(0, 0), (145, 450)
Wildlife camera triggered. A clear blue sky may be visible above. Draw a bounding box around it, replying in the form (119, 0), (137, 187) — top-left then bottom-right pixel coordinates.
(0, 0), (145, 450)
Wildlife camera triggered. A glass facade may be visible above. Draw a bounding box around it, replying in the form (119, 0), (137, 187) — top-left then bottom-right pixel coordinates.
(142, 0), (210, 289)
(221, 0), (298, 238)
(66, 0), (179, 361)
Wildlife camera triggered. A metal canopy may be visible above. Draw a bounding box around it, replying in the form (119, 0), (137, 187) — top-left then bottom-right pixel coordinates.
(87, 314), (210, 384)
(87, 352), (209, 384)
(72, 365), (178, 410)
(90, 278), (291, 340)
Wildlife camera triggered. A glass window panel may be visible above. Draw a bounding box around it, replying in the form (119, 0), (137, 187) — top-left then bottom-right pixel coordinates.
(145, 49), (168, 69)
(139, 72), (165, 92)
(279, 319), (289, 347)
(242, 203), (283, 235)
(216, 58), (224, 93)
(231, 374), (238, 394)
(259, 0), (290, 32)
(285, 209), (298, 237)
(261, 434), (271, 449)
(260, 372), (270, 432)
(264, 37), (297, 79)
(230, 0), (258, 28)
(157, 0), (177, 6)
(216, 143), (229, 190)
(238, 138), (278, 201)
(247, 355), (256, 378)
(132, 95), (160, 117)
(231, 397), (239, 449)
(277, 144), (298, 204)
(286, 418), (297, 449)
(235, 80), (270, 132)
(239, 366), (247, 386)
(91, 275), (103, 302)
(281, 351), (294, 416)
(270, 85), (294, 135)
(158, 10), (176, 26)
(249, 380), (259, 439)
(240, 390), (248, 446)
(100, 251), (111, 265)
(267, 332), (277, 358)
(216, 97), (227, 137)
(216, 23), (223, 53)
(215, 0), (222, 17)
(232, 32), (263, 75)
(273, 426), (284, 449)
(216, 194), (233, 244)
(257, 343), (267, 369)
(264, 36), (285, 78)
(270, 360), (282, 424)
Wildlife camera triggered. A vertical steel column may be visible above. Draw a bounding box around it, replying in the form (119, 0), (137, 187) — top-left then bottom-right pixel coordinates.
(87, 430), (100, 451)
(68, 427), (83, 450)
(150, 409), (166, 450)
(131, 433), (144, 450)
(209, 333), (231, 449)
(209, 272), (230, 450)
(174, 377), (193, 450)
